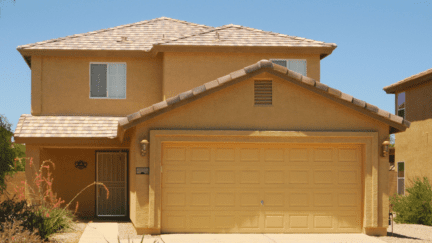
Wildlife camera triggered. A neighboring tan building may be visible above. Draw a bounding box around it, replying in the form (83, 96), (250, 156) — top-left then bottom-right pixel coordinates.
(384, 68), (432, 196)
(14, 17), (409, 236)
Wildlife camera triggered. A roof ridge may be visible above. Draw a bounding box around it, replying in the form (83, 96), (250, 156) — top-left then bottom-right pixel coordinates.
(119, 60), (409, 131)
(17, 17), (214, 50)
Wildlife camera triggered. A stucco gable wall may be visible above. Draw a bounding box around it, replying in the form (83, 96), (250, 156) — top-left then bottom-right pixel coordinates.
(162, 52), (320, 99)
(129, 72), (390, 232)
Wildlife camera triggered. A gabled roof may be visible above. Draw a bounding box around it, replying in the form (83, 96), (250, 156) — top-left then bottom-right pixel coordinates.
(384, 68), (432, 94)
(119, 60), (410, 133)
(14, 114), (122, 138)
(160, 24), (336, 48)
(17, 17), (213, 51)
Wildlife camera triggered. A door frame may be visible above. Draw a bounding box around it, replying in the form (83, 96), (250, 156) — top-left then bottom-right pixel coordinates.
(95, 150), (129, 219)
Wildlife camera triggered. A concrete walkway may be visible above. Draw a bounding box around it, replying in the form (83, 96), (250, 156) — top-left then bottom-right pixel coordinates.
(161, 233), (386, 243)
(78, 222), (162, 243)
(79, 223), (385, 243)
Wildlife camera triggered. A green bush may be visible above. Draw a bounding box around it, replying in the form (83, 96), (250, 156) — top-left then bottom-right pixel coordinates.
(390, 176), (432, 225)
(32, 205), (74, 239)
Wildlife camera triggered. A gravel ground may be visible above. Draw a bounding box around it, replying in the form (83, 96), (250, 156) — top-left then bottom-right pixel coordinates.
(49, 218), (89, 243)
(373, 223), (432, 243)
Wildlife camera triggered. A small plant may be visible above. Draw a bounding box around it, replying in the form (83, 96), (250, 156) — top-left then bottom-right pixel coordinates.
(390, 176), (432, 225)
(1, 157), (109, 240)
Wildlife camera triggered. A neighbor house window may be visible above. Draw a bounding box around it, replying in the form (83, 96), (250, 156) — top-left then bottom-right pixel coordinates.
(397, 92), (405, 119)
(270, 59), (307, 76)
(90, 63), (126, 99)
(397, 162), (405, 195)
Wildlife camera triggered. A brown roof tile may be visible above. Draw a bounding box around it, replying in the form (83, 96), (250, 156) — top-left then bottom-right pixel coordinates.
(119, 59), (409, 131)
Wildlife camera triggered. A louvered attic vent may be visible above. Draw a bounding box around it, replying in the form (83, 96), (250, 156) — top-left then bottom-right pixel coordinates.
(254, 80), (272, 106)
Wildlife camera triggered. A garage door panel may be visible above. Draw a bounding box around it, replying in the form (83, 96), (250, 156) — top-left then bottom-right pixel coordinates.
(289, 169), (311, 184)
(161, 143), (362, 233)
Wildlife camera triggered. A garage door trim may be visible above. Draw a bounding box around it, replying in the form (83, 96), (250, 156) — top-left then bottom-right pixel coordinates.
(148, 130), (379, 231)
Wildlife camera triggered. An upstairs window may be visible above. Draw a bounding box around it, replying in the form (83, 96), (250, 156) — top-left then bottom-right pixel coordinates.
(270, 59), (307, 76)
(90, 63), (126, 99)
(397, 92), (405, 118)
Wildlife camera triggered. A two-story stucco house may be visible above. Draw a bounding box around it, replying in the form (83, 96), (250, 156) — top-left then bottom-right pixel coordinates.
(14, 17), (409, 235)
(384, 68), (432, 196)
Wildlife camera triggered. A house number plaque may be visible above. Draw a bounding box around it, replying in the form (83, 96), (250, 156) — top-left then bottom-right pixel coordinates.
(136, 167), (149, 175)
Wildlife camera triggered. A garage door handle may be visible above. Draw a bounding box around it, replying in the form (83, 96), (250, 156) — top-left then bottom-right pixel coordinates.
(261, 200), (264, 205)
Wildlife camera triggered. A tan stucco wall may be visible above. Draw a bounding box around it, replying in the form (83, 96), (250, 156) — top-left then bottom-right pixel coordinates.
(128, 72), (390, 235)
(402, 81), (432, 122)
(36, 148), (97, 218)
(162, 52), (321, 99)
(31, 55), (163, 116)
(395, 119), (432, 187)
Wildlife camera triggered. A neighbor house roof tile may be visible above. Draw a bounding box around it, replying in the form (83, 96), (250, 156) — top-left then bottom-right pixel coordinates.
(14, 114), (123, 138)
(384, 67), (432, 93)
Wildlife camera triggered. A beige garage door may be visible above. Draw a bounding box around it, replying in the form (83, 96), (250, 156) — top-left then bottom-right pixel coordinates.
(161, 142), (362, 233)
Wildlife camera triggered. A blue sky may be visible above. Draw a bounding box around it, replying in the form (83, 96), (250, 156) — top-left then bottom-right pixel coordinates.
(0, 0), (431, 131)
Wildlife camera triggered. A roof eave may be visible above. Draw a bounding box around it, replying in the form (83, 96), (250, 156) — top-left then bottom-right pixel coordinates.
(17, 48), (31, 68)
(384, 72), (432, 94)
(153, 45), (337, 56)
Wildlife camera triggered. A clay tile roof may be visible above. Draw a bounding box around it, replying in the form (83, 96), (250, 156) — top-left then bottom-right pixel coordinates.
(14, 114), (123, 138)
(159, 24), (337, 48)
(383, 67), (432, 94)
(17, 17), (214, 51)
(17, 17), (335, 53)
(119, 60), (410, 132)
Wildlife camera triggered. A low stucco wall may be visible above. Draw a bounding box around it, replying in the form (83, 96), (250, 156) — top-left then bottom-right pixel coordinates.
(0, 172), (26, 202)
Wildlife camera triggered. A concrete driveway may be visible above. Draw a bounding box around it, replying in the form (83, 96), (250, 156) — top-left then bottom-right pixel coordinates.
(160, 233), (385, 243)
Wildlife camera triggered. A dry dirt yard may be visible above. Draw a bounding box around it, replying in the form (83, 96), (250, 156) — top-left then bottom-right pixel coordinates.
(374, 223), (432, 243)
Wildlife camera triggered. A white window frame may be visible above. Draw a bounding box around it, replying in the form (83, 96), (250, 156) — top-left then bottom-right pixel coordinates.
(89, 62), (127, 99)
(397, 161), (405, 195)
(270, 59), (307, 76)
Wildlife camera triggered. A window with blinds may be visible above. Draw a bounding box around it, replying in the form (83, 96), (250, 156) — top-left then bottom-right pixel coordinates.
(90, 63), (126, 99)
(254, 80), (272, 106)
(270, 59), (307, 76)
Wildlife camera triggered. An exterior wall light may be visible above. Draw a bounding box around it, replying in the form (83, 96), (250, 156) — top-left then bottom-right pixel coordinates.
(382, 141), (390, 157)
(140, 139), (149, 156)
